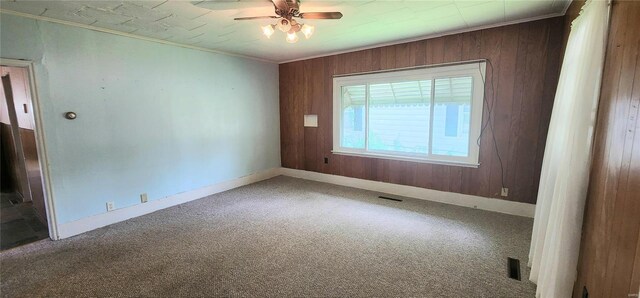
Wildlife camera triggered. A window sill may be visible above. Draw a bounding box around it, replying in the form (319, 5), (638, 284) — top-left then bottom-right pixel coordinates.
(331, 150), (480, 168)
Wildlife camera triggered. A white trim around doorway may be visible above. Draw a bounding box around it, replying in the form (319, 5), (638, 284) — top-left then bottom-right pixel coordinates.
(1, 58), (59, 240)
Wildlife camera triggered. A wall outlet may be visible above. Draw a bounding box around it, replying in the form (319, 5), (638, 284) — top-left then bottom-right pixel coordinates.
(140, 193), (148, 203)
(106, 201), (115, 212)
(501, 187), (509, 197)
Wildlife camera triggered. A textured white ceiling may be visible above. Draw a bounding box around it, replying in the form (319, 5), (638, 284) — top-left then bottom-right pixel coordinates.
(0, 0), (571, 63)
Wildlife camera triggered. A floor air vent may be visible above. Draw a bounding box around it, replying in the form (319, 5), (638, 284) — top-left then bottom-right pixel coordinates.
(507, 257), (521, 281)
(378, 196), (402, 202)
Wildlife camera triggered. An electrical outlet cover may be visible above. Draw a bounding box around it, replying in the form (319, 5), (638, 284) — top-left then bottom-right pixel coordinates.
(501, 188), (509, 197)
(106, 201), (115, 212)
(140, 193), (148, 203)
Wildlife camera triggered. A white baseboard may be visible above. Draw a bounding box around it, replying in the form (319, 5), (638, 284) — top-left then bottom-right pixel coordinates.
(278, 168), (536, 218)
(56, 166), (534, 239)
(56, 168), (281, 239)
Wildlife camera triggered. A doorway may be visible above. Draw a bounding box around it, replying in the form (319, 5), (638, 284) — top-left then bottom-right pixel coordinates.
(1, 63), (49, 250)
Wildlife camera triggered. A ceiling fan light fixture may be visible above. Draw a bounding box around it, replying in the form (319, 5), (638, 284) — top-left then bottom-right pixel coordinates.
(261, 24), (276, 38)
(286, 31), (299, 43)
(232, 0), (342, 43)
(301, 24), (314, 39)
(277, 18), (292, 32)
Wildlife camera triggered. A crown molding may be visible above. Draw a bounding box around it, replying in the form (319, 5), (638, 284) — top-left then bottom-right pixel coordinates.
(1, 1), (574, 65)
(278, 11), (567, 64)
(0, 9), (277, 64)
(562, 0), (574, 15)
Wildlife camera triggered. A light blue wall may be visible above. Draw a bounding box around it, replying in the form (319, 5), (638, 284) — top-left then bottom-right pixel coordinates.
(0, 14), (281, 224)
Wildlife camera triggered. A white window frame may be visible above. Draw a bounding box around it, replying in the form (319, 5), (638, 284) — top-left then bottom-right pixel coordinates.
(332, 61), (486, 168)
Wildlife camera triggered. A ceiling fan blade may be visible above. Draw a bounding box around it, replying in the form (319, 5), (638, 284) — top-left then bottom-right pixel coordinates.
(298, 12), (343, 19)
(234, 16), (279, 20)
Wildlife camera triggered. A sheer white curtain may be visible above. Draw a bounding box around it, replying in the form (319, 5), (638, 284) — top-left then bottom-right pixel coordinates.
(528, 0), (610, 297)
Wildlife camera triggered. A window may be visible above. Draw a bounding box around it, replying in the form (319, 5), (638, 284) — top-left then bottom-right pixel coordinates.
(332, 61), (486, 167)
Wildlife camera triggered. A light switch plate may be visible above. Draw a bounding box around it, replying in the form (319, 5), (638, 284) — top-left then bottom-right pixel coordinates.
(304, 115), (318, 127)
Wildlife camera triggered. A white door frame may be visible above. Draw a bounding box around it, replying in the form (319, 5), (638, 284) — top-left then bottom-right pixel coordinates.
(1, 58), (59, 240)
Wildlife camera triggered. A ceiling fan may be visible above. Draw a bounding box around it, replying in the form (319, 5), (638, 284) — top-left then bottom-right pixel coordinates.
(197, 0), (343, 43)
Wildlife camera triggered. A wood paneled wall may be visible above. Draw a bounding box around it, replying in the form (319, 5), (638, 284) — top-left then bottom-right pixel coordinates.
(280, 17), (564, 204)
(573, 1), (640, 297)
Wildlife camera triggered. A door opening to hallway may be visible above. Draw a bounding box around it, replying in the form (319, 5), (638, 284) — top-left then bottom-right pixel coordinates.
(1, 64), (49, 250)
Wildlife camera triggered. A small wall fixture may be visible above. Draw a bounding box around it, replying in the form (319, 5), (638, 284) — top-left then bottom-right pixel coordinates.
(64, 112), (77, 120)
(304, 115), (318, 127)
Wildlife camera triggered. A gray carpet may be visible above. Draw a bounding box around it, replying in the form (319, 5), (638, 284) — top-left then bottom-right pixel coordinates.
(0, 176), (536, 297)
